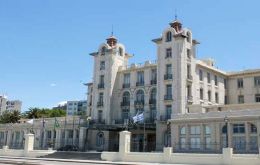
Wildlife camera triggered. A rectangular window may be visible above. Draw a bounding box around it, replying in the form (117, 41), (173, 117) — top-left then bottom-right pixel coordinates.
(166, 84), (172, 96)
(166, 105), (172, 119)
(151, 69), (157, 81)
(123, 73), (130, 86)
(187, 65), (191, 78)
(225, 95), (228, 104)
(205, 137), (211, 149)
(47, 130), (52, 139)
(237, 78), (243, 88)
(233, 124), (245, 134)
(137, 71), (144, 84)
(190, 137), (200, 149)
(190, 126), (201, 135)
(205, 126), (211, 135)
(166, 48), (172, 58)
(255, 94), (260, 102)
(238, 95), (244, 104)
(215, 92), (219, 103)
(200, 88), (204, 100)
(199, 69), (203, 81)
(99, 93), (103, 103)
(166, 64), (172, 75)
(208, 90), (211, 102)
(180, 137), (186, 149)
(254, 76), (260, 86)
(100, 61), (105, 70)
(187, 49), (191, 59)
(214, 75), (218, 86)
(68, 130), (73, 138)
(98, 110), (103, 122)
(100, 75), (104, 84)
(207, 72), (211, 84)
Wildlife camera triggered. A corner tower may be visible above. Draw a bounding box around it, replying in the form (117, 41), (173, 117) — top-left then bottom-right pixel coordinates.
(90, 34), (129, 124)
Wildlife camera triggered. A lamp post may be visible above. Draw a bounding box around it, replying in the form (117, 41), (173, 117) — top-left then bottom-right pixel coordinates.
(224, 116), (229, 148)
(166, 121), (171, 147)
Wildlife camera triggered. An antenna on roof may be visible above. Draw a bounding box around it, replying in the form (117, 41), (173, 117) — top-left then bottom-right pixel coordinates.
(111, 25), (114, 36)
(175, 9), (177, 20)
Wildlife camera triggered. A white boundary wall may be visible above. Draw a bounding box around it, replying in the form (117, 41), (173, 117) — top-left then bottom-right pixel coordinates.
(0, 134), (55, 158)
(101, 131), (260, 165)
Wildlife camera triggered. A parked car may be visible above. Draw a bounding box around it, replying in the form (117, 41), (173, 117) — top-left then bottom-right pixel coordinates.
(57, 145), (79, 151)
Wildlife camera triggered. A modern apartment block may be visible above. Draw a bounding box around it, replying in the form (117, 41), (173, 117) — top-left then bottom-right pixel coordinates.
(66, 100), (87, 116)
(0, 95), (22, 114)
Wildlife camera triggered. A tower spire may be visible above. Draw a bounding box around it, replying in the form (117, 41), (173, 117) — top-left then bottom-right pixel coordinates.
(111, 25), (114, 36)
(175, 9), (177, 20)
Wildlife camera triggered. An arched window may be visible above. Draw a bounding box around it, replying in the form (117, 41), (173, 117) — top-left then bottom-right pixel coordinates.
(96, 132), (104, 147)
(186, 32), (191, 43)
(136, 90), (144, 103)
(122, 91), (130, 104)
(101, 47), (106, 55)
(119, 47), (123, 56)
(166, 31), (172, 42)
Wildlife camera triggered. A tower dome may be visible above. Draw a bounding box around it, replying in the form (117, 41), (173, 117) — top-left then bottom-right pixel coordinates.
(169, 17), (182, 33)
(106, 35), (117, 47)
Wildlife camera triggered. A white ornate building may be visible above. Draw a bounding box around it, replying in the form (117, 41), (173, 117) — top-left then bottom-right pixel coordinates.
(85, 17), (260, 153)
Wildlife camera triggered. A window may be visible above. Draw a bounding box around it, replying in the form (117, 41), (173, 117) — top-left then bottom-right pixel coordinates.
(237, 78), (243, 88)
(208, 90), (211, 102)
(225, 95), (228, 104)
(180, 126), (186, 135)
(122, 92), (130, 104)
(215, 92), (219, 103)
(98, 110), (103, 122)
(200, 88), (204, 100)
(187, 49), (191, 59)
(47, 130), (52, 139)
(101, 46), (106, 55)
(250, 124), (257, 133)
(238, 95), (244, 104)
(166, 31), (172, 42)
(99, 92), (104, 103)
(205, 137), (211, 149)
(207, 72), (211, 84)
(186, 32), (191, 43)
(190, 126), (200, 135)
(166, 64), (172, 74)
(166, 48), (172, 58)
(254, 76), (260, 86)
(180, 137), (186, 149)
(136, 90), (144, 103)
(222, 125), (227, 134)
(190, 137), (200, 149)
(199, 70), (203, 81)
(151, 69), (157, 81)
(187, 65), (191, 78)
(119, 47), (123, 56)
(137, 71), (144, 85)
(100, 61), (105, 70)
(255, 94), (260, 102)
(233, 124), (245, 134)
(123, 73), (130, 87)
(214, 75), (218, 86)
(166, 105), (172, 119)
(205, 126), (211, 135)
(150, 88), (156, 101)
(96, 132), (104, 147)
(166, 84), (172, 96)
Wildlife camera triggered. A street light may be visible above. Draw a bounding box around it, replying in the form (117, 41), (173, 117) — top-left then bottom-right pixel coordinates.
(224, 116), (229, 148)
(166, 121), (171, 147)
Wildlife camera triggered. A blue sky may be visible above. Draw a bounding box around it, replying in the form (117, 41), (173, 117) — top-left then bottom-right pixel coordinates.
(0, 0), (260, 112)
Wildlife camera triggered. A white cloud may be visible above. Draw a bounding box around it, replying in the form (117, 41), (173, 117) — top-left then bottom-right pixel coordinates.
(50, 83), (57, 87)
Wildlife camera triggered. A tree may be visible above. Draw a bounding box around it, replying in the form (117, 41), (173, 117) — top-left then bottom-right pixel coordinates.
(23, 107), (66, 119)
(0, 110), (21, 124)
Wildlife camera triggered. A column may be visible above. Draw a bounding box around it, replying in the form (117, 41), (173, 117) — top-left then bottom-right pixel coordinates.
(185, 124), (190, 150)
(55, 129), (61, 149)
(215, 123), (221, 151)
(200, 124), (204, 150)
(257, 120), (260, 151)
(172, 124), (179, 150)
(119, 131), (131, 155)
(227, 122), (232, 148)
(245, 122), (250, 151)
(24, 134), (34, 152)
(79, 127), (85, 151)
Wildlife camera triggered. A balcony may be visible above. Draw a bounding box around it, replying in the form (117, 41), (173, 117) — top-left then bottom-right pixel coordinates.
(121, 101), (130, 107)
(89, 119), (105, 125)
(164, 74), (172, 80)
(187, 96), (193, 103)
(98, 84), (104, 89)
(160, 115), (171, 121)
(122, 83), (130, 88)
(134, 101), (144, 108)
(97, 101), (104, 107)
(164, 95), (173, 101)
(136, 82), (144, 86)
(150, 79), (157, 85)
(187, 75), (193, 82)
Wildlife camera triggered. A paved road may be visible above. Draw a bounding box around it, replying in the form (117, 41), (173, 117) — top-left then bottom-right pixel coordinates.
(0, 156), (194, 165)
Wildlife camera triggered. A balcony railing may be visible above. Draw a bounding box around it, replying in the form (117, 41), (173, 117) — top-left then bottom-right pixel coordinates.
(122, 83), (130, 88)
(121, 101), (130, 107)
(187, 75), (193, 81)
(164, 74), (172, 80)
(136, 82), (144, 86)
(134, 101), (144, 108)
(150, 79), (157, 85)
(97, 101), (104, 107)
(164, 95), (173, 100)
(98, 84), (104, 89)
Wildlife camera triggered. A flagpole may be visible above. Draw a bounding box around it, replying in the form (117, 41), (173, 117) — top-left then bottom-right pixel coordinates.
(143, 112), (145, 152)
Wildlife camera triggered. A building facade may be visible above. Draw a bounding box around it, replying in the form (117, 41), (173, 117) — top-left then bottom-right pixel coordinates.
(0, 95), (22, 114)
(66, 100), (87, 116)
